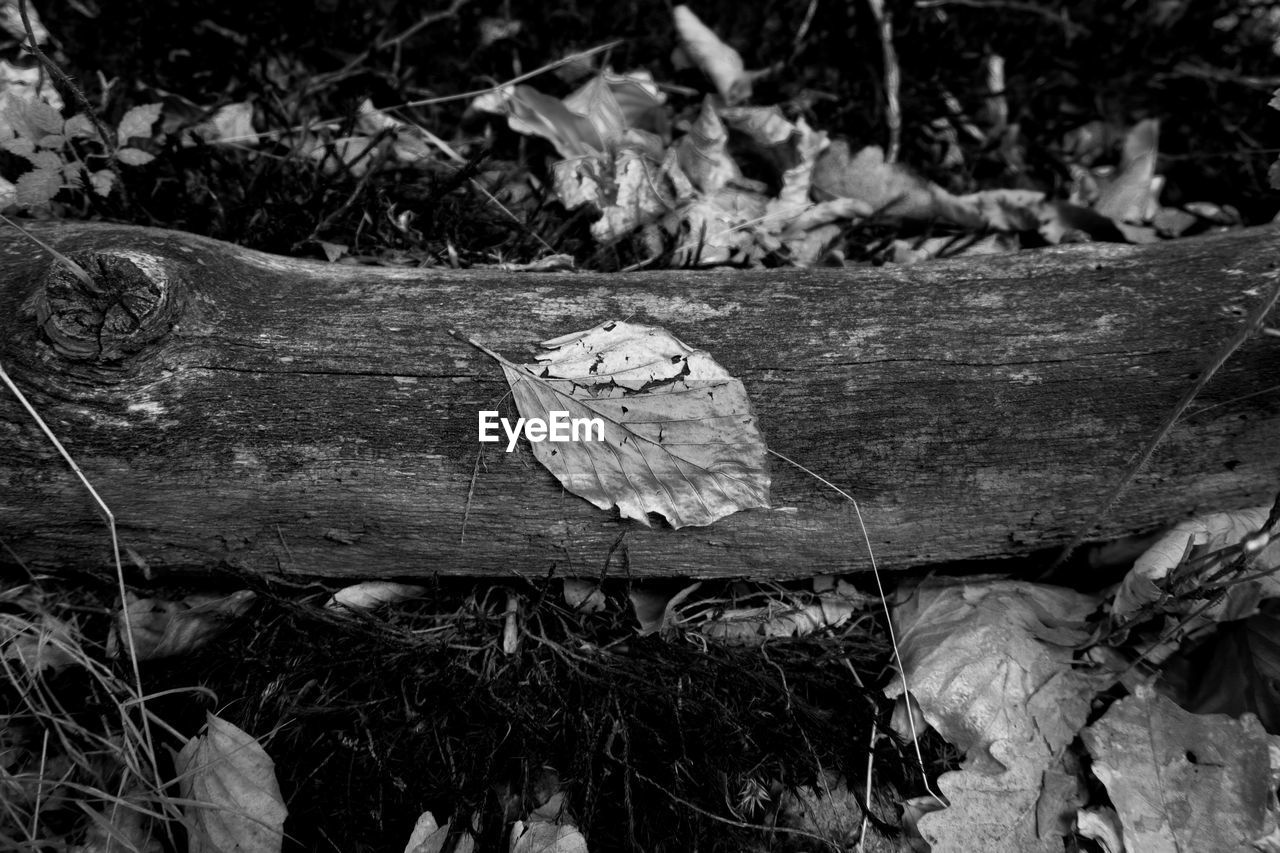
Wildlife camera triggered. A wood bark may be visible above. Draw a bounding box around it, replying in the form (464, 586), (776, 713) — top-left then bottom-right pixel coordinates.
(1, 221), (1278, 579)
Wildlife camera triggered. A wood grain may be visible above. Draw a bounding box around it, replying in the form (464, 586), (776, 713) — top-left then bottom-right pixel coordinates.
(1, 221), (1278, 579)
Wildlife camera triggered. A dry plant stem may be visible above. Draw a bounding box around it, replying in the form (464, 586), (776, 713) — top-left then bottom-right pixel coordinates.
(1052, 274), (1280, 570)
(866, 0), (901, 163)
(914, 0), (1088, 36)
(765, 448), (945, 807)
(377, 0), (474, 49)
(0, 213), (94, 288)
(216, 40), (624, 146)
(17, 0), (129, 209)
(0, 361), (160, 788)
(631, 770), (841, 850)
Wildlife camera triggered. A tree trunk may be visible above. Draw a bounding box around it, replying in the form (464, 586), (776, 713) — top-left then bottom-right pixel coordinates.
(1, 221), (1278, 579)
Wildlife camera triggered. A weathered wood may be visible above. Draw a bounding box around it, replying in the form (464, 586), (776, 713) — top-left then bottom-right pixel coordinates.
(1, 221), (1278, 579)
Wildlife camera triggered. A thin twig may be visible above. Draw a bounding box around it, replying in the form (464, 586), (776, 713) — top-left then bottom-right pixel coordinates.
(0, 213), (94, 289)
(377, 0), (474, 50)
(0, 362), (160, 792)
(1051, 274), (1280, 570)
(914, 0), (1088, 37)
(865, 0), (901, 163)
(766, 448), (946, 807)
(214, 41), (623, 146)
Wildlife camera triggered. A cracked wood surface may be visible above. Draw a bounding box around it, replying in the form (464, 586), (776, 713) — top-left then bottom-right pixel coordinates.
(1, 220), (1278, 579)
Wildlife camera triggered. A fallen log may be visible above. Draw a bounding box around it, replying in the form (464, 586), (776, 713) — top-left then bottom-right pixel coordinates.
(1, 221), (1278, 579)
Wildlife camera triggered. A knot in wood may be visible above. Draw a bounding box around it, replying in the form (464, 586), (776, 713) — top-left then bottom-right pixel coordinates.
(34, 251), (176, 361)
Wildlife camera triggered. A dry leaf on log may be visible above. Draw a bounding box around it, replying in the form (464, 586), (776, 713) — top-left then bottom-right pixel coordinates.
(468, 320), (770, 529)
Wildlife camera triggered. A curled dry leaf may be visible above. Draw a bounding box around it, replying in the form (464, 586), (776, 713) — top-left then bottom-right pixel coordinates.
(193, 102), (257, 146)
(356, 98), (435, 163)
(1114, 504), (1280, 623)
(1075, 807), (1124, 853)
(509, 820), (589, 853)
(0, 1), (47, 44)
(478, 320), (770, 528)
(673, 5), (748, 103)
(563, 579), (607, 613)
(697, 583), (873, 644)
(404, 811), (476, 853)
(1094, 118), (1160, 224)
(629, 582), (702, 636)
(111, 590), (256, 660)
(326, 581), (429, 612)
(0, 59), (62, 109)
(177, 713), (288, 853)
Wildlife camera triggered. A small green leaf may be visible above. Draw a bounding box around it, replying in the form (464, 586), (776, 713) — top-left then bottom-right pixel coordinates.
(15, 168), (62, 207)
(89, 168), (116, 197)
(36, 133), (64, 149)
(116, 103), (162, 145)
(116, 147), (154, 166)
(63, 114), (95, 139)
(1271, 88), (1280, 111)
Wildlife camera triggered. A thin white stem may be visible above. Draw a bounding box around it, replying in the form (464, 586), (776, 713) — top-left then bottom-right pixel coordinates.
(0, 362), (161, 794)
(766, 448), (946, 805)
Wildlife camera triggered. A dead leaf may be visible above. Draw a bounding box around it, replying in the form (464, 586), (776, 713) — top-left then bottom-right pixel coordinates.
(630, 582), (701, 636)
(697, 584), (872, 644)
(0, 60), (62, 110)
(812, 141), (984, 228)
(889, 577), (1103, 767)
(1, 610), (81, 672)
(479, 320), (770, 528)
(892, 577), (1105, 852)
(111, 590), (256, 660)
(1075, 807), (1124, 853)
(587, 148), (670, 243)
(1082, 684), (1279, 853)
(508, 821), (588, 853)
(676, 99), (739, 194)
(404, 811), (476, 853)
(194, 102), (257, 146)
(673, 5), (748, 103)
(1095, 118), (1160, 223)
(0, 2), (47, 44)
(921, 742), (1080, 853)
(177, 713), (288, 853)
(1113, 504), (1280, 623)
(1160, 601), (1280, 733)
(563, 579), (607, 613)
(326, 582), (428, 612)
(356, 98), (434, 163)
